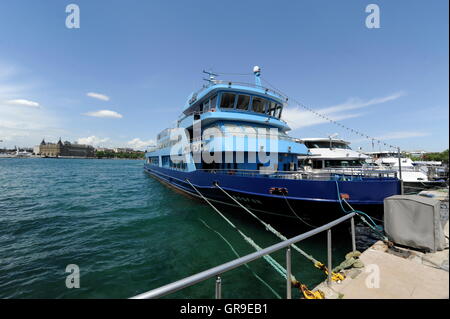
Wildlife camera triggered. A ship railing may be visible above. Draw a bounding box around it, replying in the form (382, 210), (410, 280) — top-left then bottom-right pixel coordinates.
(378, 164), (429, 174)
(181, 107), (289, 125)
(130, 212), (357, 299)
(194, 80), (288, 101)
(189, 132), (300, 144)
(312, 167), (398, 179)
(194, 168), (397, 180)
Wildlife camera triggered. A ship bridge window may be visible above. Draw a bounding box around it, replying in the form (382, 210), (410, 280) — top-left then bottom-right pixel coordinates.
(268, 101), (277, 116)
(210, 95), (217, 110)
(236, 95), (250, 110)
(333, 143), (351, 150)
(274, 105), (282, 118)
(251, 97), (267, 114)
(305, 141), (351, 149)
(202, 100), (210, 112)
(267, 101), (283, 118)
(220, 93), (236, 109)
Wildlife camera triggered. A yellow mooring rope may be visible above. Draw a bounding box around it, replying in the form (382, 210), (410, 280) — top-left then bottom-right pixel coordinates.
(186, 179), (326, 299)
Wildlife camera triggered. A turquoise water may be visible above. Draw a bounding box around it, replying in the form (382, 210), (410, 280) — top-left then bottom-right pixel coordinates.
(0, 158), (354, 299)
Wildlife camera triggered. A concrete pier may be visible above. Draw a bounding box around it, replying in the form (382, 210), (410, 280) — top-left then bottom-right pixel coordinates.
(315, 236), (449, 299)
(315, 189), (449, 299)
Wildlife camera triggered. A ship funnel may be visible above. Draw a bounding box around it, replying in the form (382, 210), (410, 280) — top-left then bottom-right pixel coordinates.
(253, 65), (262, 87)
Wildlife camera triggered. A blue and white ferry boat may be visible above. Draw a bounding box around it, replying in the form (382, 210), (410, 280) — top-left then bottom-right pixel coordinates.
(144, 67), (401, 220)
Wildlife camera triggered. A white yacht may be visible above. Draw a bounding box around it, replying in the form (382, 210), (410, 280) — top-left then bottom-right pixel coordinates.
(13, 146), (32, 158)
(364, 151), (446, 193)
(298, 137), (370, 172)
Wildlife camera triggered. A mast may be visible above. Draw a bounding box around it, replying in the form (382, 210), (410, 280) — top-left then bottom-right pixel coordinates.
(253, 66), (262, 87)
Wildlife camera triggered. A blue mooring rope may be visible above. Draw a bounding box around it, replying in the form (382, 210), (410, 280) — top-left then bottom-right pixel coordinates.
(334, 180), (388, 240)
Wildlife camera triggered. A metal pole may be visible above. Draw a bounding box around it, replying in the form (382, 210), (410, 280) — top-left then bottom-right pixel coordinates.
(215, 276), (222, 299)
(286, 246), (292, 299)
(327, 229), (332, 286)
(351, 217), (356, 253)
(397, 147), (403, 194)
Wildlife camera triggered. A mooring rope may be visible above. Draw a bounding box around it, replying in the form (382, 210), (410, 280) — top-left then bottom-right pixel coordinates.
(185, 179), (296, 282)
(214, 183), (345, 282)
(281, 194), (318, 228)
(334, 180), (389, 242)
(214, 182), (321, 265)
(198, 218), (282, 299)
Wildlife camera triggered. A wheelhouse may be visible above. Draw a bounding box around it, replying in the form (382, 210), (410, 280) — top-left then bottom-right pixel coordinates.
(183, 89), (284, 119)
(146, 67), (309, 175)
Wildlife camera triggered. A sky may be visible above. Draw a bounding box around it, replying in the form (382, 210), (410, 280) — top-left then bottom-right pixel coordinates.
(0, 0), (448, 151)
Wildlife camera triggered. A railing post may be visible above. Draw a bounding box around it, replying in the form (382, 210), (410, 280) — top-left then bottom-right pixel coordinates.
(351, 217), (356, 253)
(215, 276), (222, 299)
(327, 229), (332, 286)
(286, 246), (292, 299)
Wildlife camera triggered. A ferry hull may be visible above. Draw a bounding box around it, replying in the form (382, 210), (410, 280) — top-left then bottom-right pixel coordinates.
(144, 165), (401, 222)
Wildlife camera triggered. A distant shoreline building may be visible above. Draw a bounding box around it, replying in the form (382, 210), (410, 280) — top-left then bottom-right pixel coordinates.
(114, 147), (135, 153)
(36, 139), (95, 158)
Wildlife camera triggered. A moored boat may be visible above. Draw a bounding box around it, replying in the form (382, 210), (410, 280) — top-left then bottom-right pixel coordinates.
(144, 67), (401, 221)
(364, 151), (447, 194)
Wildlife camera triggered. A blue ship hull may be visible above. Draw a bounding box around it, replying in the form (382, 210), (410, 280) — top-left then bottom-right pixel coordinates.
(144, 164), (401, 222)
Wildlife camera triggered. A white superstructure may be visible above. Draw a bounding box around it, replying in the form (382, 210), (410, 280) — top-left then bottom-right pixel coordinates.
(364, 151), (429, 183)
(298, 138), (370, 171)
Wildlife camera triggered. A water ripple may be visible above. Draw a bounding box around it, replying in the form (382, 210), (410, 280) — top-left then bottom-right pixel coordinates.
(0, 158), (352, 299)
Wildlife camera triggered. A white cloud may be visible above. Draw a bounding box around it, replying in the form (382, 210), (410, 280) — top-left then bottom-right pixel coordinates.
(374, 131), (431, 140)
(349, 131), (431, 145)
(319, 91), (405, 114)
(86, 92), (110, 101)
(283, 91), (406, 130)
(77, 136), (110, 146)
(83, 110), (123, 119)
(0, 62), (64, 147)
(5, 99), (40, 108)
(127, 138), (155, 150)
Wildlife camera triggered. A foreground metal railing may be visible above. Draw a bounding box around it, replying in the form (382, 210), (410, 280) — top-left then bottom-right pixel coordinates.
(130, 212), (357, 299)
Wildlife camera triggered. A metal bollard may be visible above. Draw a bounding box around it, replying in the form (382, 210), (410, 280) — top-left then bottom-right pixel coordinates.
(286, 246), (292, 299)
(327, 229), (332, 286)
(215, 276), (221, 299)
(351, 217), (356, 253)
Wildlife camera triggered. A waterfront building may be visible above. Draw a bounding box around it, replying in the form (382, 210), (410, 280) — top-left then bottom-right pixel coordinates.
(95, 147), (115, 152)
(33, 146), (40, 155)
(37, 139), (95, 158)
(114, 148), (135, 153)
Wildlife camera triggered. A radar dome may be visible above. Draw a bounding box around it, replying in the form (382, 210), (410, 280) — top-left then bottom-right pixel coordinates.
(253, 66), (261, 73)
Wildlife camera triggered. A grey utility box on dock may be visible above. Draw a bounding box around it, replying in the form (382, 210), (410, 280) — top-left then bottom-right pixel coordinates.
(384, 195), (446, 252)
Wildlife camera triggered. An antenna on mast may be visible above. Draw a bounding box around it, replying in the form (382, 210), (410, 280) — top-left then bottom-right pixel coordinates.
(328, 133), (338, 150)
(202, 70), (219, 83)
